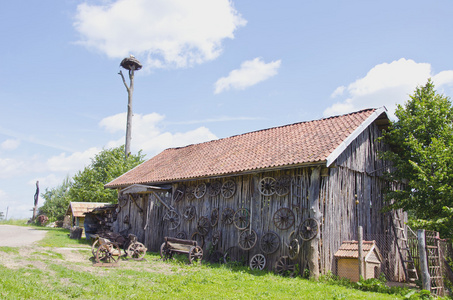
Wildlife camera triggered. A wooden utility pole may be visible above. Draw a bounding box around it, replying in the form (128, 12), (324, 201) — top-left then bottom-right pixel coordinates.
(119, 55), (142, 160)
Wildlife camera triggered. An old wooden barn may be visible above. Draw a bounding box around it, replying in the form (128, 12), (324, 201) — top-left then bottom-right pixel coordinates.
(105, 107), (405, 279)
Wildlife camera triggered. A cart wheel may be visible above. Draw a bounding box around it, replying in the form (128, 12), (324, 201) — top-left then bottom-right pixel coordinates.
(288, 239), (300, 260)
(260, 231), (280, 254)
(238, 229), (257, 250)
(299, 218), (319, 241)
(96, 242), (121, 264)
(249, 254), (266, 270)
(188, 246), (203, 264)
(274, 256), (295, 277)
(91, 239), (100, 257)
(127, 242), (147, 260)
(160, 242), (171, 261)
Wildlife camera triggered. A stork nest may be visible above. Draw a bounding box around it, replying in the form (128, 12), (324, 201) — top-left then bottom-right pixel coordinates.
(120, 56), (142, 71)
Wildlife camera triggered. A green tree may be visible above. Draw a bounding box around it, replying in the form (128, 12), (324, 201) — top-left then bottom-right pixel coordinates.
(39, 176), (72, 221)
(39, 146), (145, 221)
(68, 146), (145, 203)
(381, 79), (453, 238)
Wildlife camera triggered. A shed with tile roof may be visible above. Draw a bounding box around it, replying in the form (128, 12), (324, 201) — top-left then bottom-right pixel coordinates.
(66, 202), (110, 236)
(334, 240), (383, 282)
(105, 107), (406, 281)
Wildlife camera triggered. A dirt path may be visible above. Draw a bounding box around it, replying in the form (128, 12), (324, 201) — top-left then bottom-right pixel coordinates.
(0, 225), (47, 247)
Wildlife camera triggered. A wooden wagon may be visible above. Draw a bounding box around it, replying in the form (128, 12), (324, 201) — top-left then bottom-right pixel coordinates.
(160, 237), (203, 264)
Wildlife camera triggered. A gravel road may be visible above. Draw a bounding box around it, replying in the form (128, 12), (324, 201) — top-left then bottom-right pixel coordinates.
(0, 225), (47, 247)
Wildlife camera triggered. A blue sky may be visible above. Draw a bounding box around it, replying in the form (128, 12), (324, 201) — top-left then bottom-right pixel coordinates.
(1, 0), (453, 219)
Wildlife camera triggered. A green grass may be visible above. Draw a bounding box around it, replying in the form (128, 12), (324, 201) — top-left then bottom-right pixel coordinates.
(0, 226), (431, 299)
(0, 219), (29, 226)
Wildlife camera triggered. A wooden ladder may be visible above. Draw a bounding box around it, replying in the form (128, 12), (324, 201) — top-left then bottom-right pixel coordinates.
(425, 232), (444, 296)
(392, 210), (419, 283)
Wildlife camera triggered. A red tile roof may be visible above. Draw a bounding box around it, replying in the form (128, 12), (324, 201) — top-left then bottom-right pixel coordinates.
(105, 108), (384, 188)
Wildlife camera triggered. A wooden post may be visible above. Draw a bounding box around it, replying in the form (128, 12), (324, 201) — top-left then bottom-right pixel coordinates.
(308, 167), (321, 280)
(418, 229), (431, 291)
(358, 225), (364, 280)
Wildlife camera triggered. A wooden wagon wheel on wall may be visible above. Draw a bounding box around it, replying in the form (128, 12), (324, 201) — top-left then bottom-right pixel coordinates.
(288, 238), (300, 260)
(259, 177), (276, 196)
(298, 218), (319, 241)
(249, 254), (266, 270)
(210, 208), (219, 226)
(260, 231), (280, 254)
(194, 183), (207, 199)
(191, 232), (205, 248)
(183, 205), (196, 221)
(233, 208), (250, 230)
(163, 210), (180, 230)
(275, 175), (291, 196)
(197, 216), (210, 236)
(207, 181), (222, 197)
(172, 185), (186, 203)
(273, 207), (295, 230)
(212, 230), (221, 246)
(274, 256), (295, 277)
(238, 229), (257, 250)
(221, 208), (235, 225)
(185, 186), (195, 201)
(175, 231), (187, 239)
(221, 180), (236, 198)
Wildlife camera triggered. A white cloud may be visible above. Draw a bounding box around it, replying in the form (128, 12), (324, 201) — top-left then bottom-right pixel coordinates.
(1, 139), (20, 151)
(46, 147), (100, 173)
(214, 58), (282, 94)
(74, 0), (246, 68)
(324, 58), (453, 118)
(0, 158), (33, 179)
(100, 112), (217, 155)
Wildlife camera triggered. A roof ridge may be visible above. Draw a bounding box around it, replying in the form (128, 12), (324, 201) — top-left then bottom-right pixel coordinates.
(167, 108), (377, 152)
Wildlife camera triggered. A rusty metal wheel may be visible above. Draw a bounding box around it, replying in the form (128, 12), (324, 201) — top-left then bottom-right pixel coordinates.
(274, 256), (295, 276)
(221, 180), (236, 198)
(173, 185), (186, 203)
(194, 183), (207, 199)
(238, 229), (257, 250)
(288, 239), (300, 260)
(175, 231), (187, 239)
(190, 232), (205, 248)
(250, 254), (266, 270)
(163, 210), (180, 230)
(212, 230), (221, 246)
(233, 208), (250, 230)
(188, 246), (203, 264)
(185, 186), (195, 201)
(197, 216), (210, 236)
(183, 205), (196, 221)
(96, 242), (121, 264)
(260, 231), (280, 254)
(210, 208), (219, 226)
(275, 175), (291, 196)
(299, 218), (319, 241)
(259, 177), (276, 196)
(273, 207), (295, 230)
(221, 208), (235, 225)
(208, 181), (222, 197)
(126, 242), (147, 260)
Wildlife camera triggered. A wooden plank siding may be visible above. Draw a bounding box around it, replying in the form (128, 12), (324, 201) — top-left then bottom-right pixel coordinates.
(113, 121), (405, 280)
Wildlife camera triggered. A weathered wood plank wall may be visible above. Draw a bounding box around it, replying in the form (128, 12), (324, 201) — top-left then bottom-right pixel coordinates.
(114, 122), (405, 280)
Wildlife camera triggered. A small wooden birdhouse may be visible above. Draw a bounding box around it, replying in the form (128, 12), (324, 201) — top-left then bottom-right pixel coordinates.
(334, 240), (383, 282)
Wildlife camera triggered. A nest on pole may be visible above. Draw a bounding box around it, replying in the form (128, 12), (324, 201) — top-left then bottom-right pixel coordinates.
(120, 56), (142, 71)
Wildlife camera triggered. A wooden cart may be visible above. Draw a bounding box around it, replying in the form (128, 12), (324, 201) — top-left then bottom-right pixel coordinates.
(160, 237), (203, 264)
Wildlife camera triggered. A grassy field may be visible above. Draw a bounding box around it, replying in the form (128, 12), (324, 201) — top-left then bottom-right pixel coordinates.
(0, 226), (428, 299)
